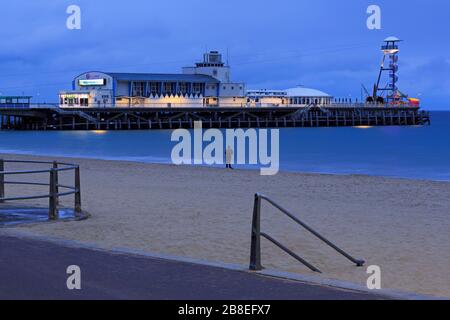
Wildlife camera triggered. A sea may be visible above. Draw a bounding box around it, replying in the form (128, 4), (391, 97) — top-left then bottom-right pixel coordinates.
(0, 111), (449, 182)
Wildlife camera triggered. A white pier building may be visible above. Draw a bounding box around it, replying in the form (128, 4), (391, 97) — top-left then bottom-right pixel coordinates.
(59, 51), (331, 108)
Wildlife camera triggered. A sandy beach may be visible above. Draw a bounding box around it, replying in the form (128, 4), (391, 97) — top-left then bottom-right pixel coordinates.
(1, 153), (449, 298)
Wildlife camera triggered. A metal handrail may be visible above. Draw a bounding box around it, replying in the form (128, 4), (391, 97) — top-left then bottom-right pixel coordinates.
(0, 167), (77, 175)
(0, 159), (82, 220)
(249, 193), (365, 273)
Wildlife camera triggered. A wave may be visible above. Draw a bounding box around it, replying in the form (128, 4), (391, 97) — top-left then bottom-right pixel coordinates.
(0, 148), (172, 164)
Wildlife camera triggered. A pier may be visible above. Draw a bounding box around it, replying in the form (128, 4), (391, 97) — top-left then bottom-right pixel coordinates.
(0, 104), (430, 131)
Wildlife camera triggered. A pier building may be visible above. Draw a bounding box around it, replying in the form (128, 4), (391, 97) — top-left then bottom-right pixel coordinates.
(59, 51), (246, 108)
(246, 87), (332, 107)
(59, 50), (333, 109)
(0, 96), (31, 108)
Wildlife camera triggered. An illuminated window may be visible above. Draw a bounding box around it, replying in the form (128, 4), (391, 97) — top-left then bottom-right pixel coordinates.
(132, 82), (145, 97)
(150, 82), (160, 95)
(193, 83), (203, 94)
(164, 82), (175, 94)
(80, 98), (89, 106)
(179, 83), (188, 94)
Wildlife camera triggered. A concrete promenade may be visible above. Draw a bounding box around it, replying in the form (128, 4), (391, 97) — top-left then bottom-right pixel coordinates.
(0, 235), (386, 300)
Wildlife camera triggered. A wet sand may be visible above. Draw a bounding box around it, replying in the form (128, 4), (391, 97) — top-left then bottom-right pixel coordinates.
(1, 153), (449, 297)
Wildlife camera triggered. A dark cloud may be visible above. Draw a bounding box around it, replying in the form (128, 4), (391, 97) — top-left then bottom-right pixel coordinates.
(0, 0), (448, 109)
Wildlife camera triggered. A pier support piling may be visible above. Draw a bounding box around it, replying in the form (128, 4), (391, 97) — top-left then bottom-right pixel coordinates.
(0, 159), (4, 203)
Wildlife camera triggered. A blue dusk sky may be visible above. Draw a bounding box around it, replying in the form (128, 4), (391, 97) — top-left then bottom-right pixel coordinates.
(0, 0), (449, 109)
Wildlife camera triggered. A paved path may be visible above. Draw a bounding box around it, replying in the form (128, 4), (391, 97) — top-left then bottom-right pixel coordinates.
(0, 235), (383, 300)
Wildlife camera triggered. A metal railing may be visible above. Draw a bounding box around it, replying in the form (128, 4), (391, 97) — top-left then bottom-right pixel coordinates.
(0, 103), (31, 109)
(249, 194), (365, 273)
(0, 159), (81, 220)
(0, 101), (420, 110)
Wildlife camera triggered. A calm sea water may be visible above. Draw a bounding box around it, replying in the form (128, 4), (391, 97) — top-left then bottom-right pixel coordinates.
(0, 111), (449, 181)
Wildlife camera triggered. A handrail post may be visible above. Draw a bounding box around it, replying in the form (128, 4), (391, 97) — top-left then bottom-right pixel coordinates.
(249, 194), (263, 271)
(74, 166), (82, 214)
(0, 159), (4, 203)
(52, 161), (59, 206)
(49, 169), (58, 220)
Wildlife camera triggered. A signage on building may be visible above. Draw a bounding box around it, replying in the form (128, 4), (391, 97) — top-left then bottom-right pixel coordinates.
(79, 79), (106, 86)
(61, 94), (89, 99)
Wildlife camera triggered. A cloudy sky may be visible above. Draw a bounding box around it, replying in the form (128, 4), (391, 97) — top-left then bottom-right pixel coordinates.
(0, 0), (449, 109)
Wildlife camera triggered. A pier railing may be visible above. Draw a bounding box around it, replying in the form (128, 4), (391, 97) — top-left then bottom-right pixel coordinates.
(249, 193), (365, 273)
(0, 159), (81, 220)
(0, 101), (420, 109)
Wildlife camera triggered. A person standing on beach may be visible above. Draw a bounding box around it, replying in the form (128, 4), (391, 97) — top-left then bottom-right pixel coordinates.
(226, 145), (233, 169)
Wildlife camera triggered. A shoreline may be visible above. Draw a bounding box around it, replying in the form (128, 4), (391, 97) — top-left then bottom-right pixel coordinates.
(1, 152), (449, 298)
(1, 151), (450, 184)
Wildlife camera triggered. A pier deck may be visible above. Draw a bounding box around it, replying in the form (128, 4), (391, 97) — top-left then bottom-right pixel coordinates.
(0, 105), (430, 130)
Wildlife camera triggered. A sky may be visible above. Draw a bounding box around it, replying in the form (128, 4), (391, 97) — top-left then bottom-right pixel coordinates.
(0, 0), (449, 109)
